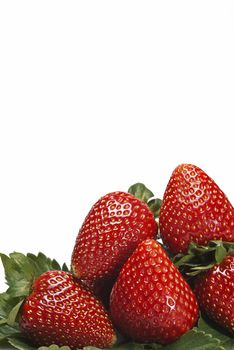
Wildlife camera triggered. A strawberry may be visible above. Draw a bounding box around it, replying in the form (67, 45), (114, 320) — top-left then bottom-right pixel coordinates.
(194, 254), (234, 335)
(71, 190), (158, 288)
(159, 164), (234, 254)
(110, 239), (199, 344)
(20, 270), (116, 349)
(0, 252), (116, 349)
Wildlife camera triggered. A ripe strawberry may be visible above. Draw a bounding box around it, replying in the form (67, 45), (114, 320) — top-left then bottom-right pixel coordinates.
(194, 254), (234, 335)
(71, 191), (157, 286)
(20, 270), (116, 349)
(110, 239), (199, 344)
(159, 164), (234, 254)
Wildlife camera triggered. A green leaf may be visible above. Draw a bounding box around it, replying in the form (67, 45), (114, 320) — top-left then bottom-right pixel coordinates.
(0, 254), (24, 288)
(6, 337), (72, 350)
(84, 344), (144, 350)
(113, 344), (144, 350)
(128, 183), (154, 203)
(1, 336), (73, 350)
(8, 281), (33, 299)
(187, 263), (215, 276)
(0, 323), (19, 341)
(0, 292), (10, 319)
(61, 263), (69, 272)
(173, 252), (194, 267)
(173, 240), (234, 277)
(1, 252), (69, 298)
(147, 198), (162, 218)
(0, 293), (22, 322)
(26, 253), (65, 277)
(215, 244), (227, 264)
(128, 183), (162, 218)
(150, 329), (223, 349)
(7, 337), (37, 350)
(0, 252), (38, 298)
(197, 315), (234, 350)
(38, 345), (71, 350)
(7, 300), (24, 327)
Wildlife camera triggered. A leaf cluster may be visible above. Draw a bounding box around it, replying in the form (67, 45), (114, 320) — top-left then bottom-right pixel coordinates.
(173, 240), (234, 277)
(128, 183), (162, 218)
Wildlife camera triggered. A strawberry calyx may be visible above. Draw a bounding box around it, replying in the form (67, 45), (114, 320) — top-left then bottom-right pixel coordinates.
(0, 252), (69, 346)
(128, 183), (162, 218)
(173, 240), (234, 277)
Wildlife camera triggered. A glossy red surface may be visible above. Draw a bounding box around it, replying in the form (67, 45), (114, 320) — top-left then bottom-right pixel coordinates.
(110, 239), (199, 344)
(194, 254), (234, 334)
(160, 164), (234, 254)
(20, 270), (116, 349)
(72, 191), (157, 282)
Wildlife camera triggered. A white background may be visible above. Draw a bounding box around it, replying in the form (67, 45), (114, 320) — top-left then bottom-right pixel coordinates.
(0, 0), (234, 303)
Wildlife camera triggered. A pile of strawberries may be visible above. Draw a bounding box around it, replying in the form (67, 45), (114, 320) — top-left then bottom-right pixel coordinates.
(0, 164), (234, 350)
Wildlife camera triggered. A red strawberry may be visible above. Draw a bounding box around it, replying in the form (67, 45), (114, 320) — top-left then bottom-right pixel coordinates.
(110, 239), (199, 344)
(20, 270), (116, 349)
(194, 254), (234, 335)
(159, 164), (234, 254)
(71, 191), (157, 286)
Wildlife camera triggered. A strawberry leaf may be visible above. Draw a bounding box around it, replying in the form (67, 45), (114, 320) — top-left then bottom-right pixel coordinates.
(0, 292), (11, 320)
(6, 301), (24, 327)
(61, 263), (69, 272)
(0, 293), (22, 325)
(147, 199), (162, 219)
(77, 329), (229, 350)
(128, 183), (154, 203)
(149, 329), (223, 349)
(84, 344), (144, 350)
(111, 344), (144, 350)
(38, 345), (71, 350)
(0, 324), (20, 342)
(0, 252), (70, 299)
(214, 244), (227, 264)
(197, 315), (234, 350)
(128, 183), (162, 218)
(173, 240), (234, 276)
(7, 337), (37, 350)
(6, 336), (72, 350)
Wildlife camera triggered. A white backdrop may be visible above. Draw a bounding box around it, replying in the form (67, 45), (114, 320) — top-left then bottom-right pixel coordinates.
(0, 0), (234, 301)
